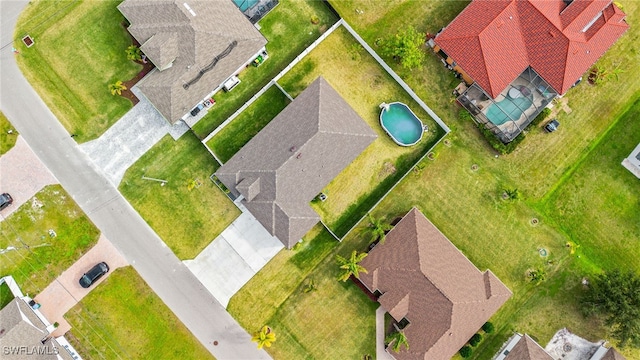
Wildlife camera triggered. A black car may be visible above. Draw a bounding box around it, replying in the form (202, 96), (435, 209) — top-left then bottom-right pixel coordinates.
(544, 119), (560, 133)
(0, 193), (13, 210)
(79, 262), (109, 288)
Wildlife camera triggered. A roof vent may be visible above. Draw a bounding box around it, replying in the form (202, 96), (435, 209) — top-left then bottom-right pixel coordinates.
(183, 3), (196, 16)
(296, 153), (302, 159)
(289, 146), (296, 152)
(549, 31), (557, 37)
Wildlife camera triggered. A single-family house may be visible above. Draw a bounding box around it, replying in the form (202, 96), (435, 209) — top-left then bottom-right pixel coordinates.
(432, 0), (628, 142)
(357, 208), (512, 360)
(215, 77), (377, 248)
(495, 331), (627, 360)
(118, 0), (268, 124)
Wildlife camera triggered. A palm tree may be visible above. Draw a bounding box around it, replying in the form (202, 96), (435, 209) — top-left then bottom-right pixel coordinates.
(251, 325), (276, 349)
(368, 213), (392, 244)
(125, 45), (142, 61)
(336, 250), (368, 282)
(109, 81), (127, 96)
(386, 329), (409, 353)
(503, 188), (521, 201)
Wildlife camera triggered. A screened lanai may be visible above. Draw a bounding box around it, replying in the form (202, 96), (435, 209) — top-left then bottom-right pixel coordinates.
(457, 67), (558, 143)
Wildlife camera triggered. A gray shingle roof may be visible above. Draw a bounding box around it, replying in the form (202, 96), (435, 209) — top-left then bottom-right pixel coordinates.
(359, 208), (512, 360)
(0, 298), (66, 360)
(215, 77), (377, 248)
(118, 0), (267, 123)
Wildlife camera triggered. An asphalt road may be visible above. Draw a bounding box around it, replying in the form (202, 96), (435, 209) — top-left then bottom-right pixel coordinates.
(0, 1), (269, 358)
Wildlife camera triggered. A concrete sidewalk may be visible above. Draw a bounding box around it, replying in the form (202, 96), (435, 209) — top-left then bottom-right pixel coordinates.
(34, 234), (128, 337)
(376, 306), (395, 360)
(0, 136), (58, 219)
(184, 207), (284, 307)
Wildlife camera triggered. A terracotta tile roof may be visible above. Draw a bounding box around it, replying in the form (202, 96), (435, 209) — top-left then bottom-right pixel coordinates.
(435, 0), (628, 98)
(505, 334), (553, 360)
(118, 0), (267, 123)
(215, 77), (377, 248)
(359, 208), (512, 360)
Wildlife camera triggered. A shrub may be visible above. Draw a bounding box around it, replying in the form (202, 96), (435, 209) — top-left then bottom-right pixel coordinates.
(530, 107), (551, 127)
(469, 333), (483, 347)
(459, 346), (473, 358)
(482, 322), (495, 333)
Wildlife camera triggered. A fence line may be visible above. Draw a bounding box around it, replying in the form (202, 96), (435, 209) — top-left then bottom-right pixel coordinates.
(201, 20), (343, 146)
(273, 81), (293, 101)
(341, 21), (451, 134)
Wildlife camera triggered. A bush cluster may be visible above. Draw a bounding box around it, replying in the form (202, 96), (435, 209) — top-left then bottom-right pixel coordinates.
(459, 346), (472, 358)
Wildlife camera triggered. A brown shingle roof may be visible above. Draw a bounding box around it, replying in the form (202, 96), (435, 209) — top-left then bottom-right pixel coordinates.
(215, 77), (377, 248)
(118, 0), (267, 123)
(601, 348), (627, 360)
(505, 334), (553, 360)
(359, 208), (512, 360)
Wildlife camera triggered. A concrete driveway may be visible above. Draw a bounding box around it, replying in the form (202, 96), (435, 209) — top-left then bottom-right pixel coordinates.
(0, 136), (58, 219)
(79, 93), (189, 186)
(184, 204), (284, 308)
(34, 234), (128, 337)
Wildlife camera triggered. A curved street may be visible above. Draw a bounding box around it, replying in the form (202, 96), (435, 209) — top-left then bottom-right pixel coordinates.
(0, 1), (269, 359)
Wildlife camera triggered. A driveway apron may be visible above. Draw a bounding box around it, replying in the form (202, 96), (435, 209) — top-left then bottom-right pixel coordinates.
(79, 95), (189, 186)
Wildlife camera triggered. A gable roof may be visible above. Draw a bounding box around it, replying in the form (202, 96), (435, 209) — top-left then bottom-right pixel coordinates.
(0, 298), (71, 360)
(118, 0), (267, 123)
(215, 77), (377, 248)
(435, 0), (628, 97)
(359, 208), (512, 360)
(505, 334), (554, 360)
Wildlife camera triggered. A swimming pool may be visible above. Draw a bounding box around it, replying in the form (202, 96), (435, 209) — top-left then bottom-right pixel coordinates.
(379, 102), (424, 146)
(233, 0), (258, 12)
(485, 96), (533, 126)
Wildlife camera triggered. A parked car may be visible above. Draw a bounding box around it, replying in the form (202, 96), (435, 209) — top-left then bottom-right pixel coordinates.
(190, 103), (204, 117)
(544, 119), (560, 133)
(0, 193), (13, 210)
(79, 262), (109, 288)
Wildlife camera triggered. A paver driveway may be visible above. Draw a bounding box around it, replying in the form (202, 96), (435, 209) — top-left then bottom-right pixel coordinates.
(0, 136), (58, 219)
(34, 234), (128, 337)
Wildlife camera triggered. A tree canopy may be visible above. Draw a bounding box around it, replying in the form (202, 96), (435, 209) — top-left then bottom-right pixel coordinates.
(581, 270), (640, 347)
(336, 250), (368, 282)
(382, 26), (426, 70)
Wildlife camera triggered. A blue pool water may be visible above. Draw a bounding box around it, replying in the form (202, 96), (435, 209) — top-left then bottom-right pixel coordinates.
(380, 102), (424, 146)
(233, 0), (259, 11)
(485, 96), (533, 126)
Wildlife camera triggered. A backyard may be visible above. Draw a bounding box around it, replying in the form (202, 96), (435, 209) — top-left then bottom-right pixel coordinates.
(225, 1), (640, 359)
(65, 266), (214, 360)
(119, 133), (240, 260)
(192, 0), (339, 138)
(0, 111), (18, 155)
(206, 85), (291, 163)
(0, 185), (100, 295)
(14, 0), (140, 142)
(277, 26), (445, 237)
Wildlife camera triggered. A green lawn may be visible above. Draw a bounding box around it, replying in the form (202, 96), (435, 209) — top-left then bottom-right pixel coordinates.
(227, 1), (640, 359)
(228, 225), (377, 360)
(278, 26), (445, 237)
(0, 283), (13, 309)
(65, 266), (214, 360)
(0, 111), (18, 155)
(206, 85), (291, 163)
(0, 185), (100, 295)
(192, 0), (339, 138)
(14, 0), (140, 142)
(119, 133), (240, 260)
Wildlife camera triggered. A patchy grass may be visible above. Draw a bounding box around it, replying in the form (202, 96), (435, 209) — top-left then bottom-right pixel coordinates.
(119, 133), (240, 260)
(14, 0), (140, 142)
(278, 27), (445, 237)
(206, 85), (290, 163)
(192, 0), (339, 138)
(0, 185), (99, 295)
(0, 112), (18, 155)
(65, 266), (214, 360)
(228, 225), (377, 360)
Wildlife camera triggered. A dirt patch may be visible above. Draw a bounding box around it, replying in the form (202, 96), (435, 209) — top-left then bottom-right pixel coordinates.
(378, 161), (397, 179)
